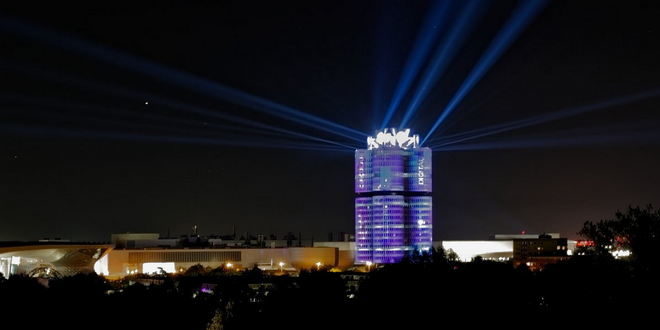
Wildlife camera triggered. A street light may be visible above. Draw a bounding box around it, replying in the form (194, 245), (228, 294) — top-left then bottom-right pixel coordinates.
(226, 262), (233, 269)
(315, 261), (322, 271)
(365, 261), (373, 272)
(278, 261), (285, 272)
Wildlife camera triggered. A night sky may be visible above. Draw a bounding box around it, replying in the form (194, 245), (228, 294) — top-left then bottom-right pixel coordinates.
(2, 1), (660, 242)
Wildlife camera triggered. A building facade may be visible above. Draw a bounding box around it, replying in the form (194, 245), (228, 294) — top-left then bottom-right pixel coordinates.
(0, 242), (112, 278)
(99, 246), (338, 278)
(513, 236), (570, 270)
(355, 128), (432, 264)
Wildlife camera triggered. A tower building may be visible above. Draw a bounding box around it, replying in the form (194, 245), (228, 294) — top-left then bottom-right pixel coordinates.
(355, 128), (432, 264)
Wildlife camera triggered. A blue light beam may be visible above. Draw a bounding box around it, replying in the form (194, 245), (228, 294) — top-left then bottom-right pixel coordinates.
(422, 0), (548, 144)
(430, 125), (660, 152)
(0, 17), (367, 142)
(0, 94), (323, 145)
(0, 62), (357, 150)
(379, 0), (453, 128)
(431, 88), (660, 148)
(398, 0), (486, 128)
(0, 123), (353, 153)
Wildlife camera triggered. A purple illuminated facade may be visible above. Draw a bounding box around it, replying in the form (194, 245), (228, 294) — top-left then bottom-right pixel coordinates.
(355, 129), (432, 264)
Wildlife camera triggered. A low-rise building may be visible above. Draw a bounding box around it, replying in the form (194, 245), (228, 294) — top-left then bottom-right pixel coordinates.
(513, 235), (570, 270)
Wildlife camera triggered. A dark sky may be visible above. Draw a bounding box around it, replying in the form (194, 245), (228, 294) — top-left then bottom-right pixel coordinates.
(1, 1), (660, 242)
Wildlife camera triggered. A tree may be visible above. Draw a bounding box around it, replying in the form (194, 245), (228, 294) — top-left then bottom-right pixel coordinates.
(184, 264), (207, 276)
(579, 205), (660, 269)
(446, 248), (459, 262)
(206, 309), (224, 330)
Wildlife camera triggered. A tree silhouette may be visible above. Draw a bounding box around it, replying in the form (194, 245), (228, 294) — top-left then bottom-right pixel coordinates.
(185, 264), (208, 276)
(579, 205), (660, 270)
(446, 248), (459, 262)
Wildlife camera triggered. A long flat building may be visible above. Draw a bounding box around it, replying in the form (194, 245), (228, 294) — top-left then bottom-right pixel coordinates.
(98, 246), (338, 278)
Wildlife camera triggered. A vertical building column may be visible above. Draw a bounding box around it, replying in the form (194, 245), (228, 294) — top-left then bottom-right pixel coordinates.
(355, 197), (373, 263)
(371, 195), (405, 264)
(404, 196), (433, 252)
(355, 150), (372, 193)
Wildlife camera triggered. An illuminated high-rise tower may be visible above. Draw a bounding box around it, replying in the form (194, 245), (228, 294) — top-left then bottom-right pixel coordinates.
(355, 128), (432, 264)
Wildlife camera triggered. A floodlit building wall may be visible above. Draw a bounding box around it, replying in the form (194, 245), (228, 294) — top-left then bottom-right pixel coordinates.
(314, 242), (355, 268)
(438, 241), (514, 262)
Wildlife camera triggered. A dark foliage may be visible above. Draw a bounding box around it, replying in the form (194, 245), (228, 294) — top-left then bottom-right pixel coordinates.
(3, 207), (660, 329)
(579, 204), (660, 271)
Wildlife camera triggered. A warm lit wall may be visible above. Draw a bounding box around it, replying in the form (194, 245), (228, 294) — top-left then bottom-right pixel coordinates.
(313, 242), (356, 268)
(104, 247), (338, 277)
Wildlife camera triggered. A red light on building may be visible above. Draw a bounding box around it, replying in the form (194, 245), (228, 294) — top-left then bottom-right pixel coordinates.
(576, 240), (595, 247)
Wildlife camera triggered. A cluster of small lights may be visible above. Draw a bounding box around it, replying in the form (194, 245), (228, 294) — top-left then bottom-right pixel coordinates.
(480, 257), (511, 262)
(611, 249), (631, 259)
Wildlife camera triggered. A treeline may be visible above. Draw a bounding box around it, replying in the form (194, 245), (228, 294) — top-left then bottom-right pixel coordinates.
(1, 205), (659, 329)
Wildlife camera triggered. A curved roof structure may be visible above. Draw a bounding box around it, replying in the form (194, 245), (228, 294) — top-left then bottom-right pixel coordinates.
(0, 243), (112, 278)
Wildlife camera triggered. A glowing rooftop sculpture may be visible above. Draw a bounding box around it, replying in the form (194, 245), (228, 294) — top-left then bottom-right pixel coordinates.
(367, 128), (420, 150)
